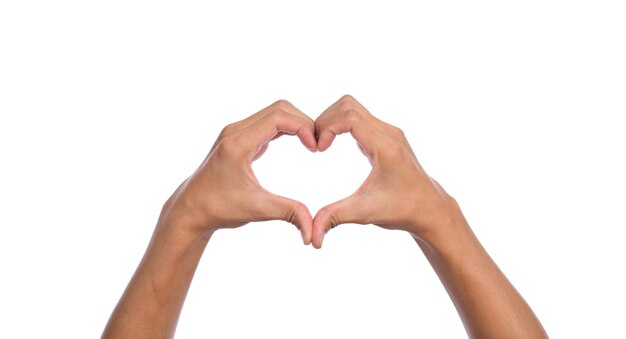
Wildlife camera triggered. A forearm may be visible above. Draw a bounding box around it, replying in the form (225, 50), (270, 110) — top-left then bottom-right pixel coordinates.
(415, 202), (547, 339)
(102, 101), (316, 338)
(102, 222), (211, 339)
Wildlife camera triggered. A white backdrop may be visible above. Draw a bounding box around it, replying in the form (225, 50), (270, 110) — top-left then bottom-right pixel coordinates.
(1, 1), (625, 338)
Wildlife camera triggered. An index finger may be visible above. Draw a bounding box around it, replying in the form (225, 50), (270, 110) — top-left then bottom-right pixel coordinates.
(240, 108), (318, 160)
(240, 99), (315, 134)
(315, 95), (380, 156)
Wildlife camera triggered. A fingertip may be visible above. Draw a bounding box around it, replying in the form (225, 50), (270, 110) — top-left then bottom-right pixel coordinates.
(312, 213), (328, 249)
(301, 131), (318, 152)
(307, 136), (318, 152)
(265, 193), (314, 244)
(301, 220), (312, 246)
(301, 227), (312, 246)
(295, 203), (313, 246)
(312, 232), (324, 249)
(317, 131), (335, 152)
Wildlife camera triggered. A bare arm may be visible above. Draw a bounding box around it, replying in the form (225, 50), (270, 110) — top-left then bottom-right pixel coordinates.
(101, 100), (317, 339)
(312, 95), (548, 338)
(414, 204), (547, 338)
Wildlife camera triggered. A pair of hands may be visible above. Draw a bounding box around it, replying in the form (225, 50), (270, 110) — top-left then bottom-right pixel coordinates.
(159, 95), (461, 248)
(104, 95), (549, 339)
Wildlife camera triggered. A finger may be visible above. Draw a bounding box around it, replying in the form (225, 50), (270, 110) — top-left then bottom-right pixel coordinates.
(243, 111), (317, 158)
(314, 96), (345, 149)
(315, 110), (381, 162)
(373, 117), (415, 152)
(272, 100), (316, 129)
(312, 195), (367, 249)
(315, 94), (369, 129)
(225, 100), (286, 132)
(316, 115), (374, 152)
(259, 192), (313, 245)
(239, 99), (315, 142)
(268, 103), (317, 151)
(315, 95), (379, 155)
(251, 143), (269, 162)
(251, 130), (289, 161)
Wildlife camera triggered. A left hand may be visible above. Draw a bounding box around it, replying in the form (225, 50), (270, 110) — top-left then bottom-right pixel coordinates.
(311, 95), (463, 248)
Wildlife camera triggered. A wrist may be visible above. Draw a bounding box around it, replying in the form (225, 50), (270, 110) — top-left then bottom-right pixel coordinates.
(411, 210), (486, 270)
(159, 196), (220, 238)
(153, 217), (215, 253)
(409, 197), (473, 252)
(155, 198), (216, 253)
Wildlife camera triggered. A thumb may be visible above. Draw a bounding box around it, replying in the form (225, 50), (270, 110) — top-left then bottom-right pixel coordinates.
(312, 195), (366, 249)
(261, 192), (313, 245)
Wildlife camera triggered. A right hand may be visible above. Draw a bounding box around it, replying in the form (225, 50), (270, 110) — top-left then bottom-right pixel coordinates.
(312, 95), (465, 248)
(159, 99), (317, 244)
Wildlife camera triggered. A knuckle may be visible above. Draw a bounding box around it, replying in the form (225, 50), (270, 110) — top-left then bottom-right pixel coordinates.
(393, 126), (406, 138)
(343, 109), (361, 123)
(329, 214), (340, 229)
(291, 202), (306, 220)
(447, 194), (460, 209)
(383, 139), (407, 161)
(215, 135), (243, 158)
(269, 108), (289, 122)
(219, 123), (235, 138)
(286, 209), (298, 226)
(337, 96), (356, 112)
(287, 202), (305, 225)
(272, 99), (291, 110)
(337, 94), (364, 114)
(340, 94), (357, 105)
(316, 206), (328, 219)
(319, 206), (339, 229)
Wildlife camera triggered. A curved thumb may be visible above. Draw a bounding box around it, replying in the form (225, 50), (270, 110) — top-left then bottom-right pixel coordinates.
(312, 195), (365, 249)
(262, 193), (313, 245)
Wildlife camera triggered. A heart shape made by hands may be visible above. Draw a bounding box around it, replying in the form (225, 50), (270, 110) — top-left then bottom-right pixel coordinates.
(197, 95), (430, 250)
(241, 95), (422, 249)
(253, 130), (371, 229)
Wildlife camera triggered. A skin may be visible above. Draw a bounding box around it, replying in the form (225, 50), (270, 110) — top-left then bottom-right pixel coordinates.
(313, 95), (548, 338)
(102, 96), (548, 339)
(101, 100), (316, 339)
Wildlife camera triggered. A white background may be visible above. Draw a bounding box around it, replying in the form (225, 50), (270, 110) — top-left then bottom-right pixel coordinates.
(1, 1), (625, 338)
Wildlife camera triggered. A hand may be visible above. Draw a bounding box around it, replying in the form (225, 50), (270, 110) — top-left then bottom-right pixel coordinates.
(159, 99), (317, 244)
(312, 95), (463, 248)
(104, 96), (547, 339)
